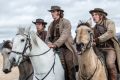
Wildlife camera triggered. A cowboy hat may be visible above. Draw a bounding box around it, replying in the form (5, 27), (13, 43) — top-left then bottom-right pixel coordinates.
(32, 19), (47, 25)
(89, 8), (107, 16)
(48, 6), (64, 12)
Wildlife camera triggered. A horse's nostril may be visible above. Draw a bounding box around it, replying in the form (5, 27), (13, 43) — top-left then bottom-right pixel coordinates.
(12, 57), (16, 62)
(76, 44), (81, 52)
(80, 43), (84, 47)
(3, 69), (11, 74)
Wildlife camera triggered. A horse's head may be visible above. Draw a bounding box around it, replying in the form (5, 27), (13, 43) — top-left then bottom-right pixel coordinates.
(0, 40), (12, 73)
(9, 27), (31, 65)
(75, 21), (93, 54)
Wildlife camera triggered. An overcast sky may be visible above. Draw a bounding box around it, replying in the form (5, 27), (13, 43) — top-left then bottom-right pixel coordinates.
(0, 0), (120, 41)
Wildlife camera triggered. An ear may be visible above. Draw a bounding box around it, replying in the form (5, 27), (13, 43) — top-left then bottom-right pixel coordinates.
(30, 31), (38, 46)
(0, 42), (4, 52)
(87, 18), (92, 27)
(25, 27), (31, 35)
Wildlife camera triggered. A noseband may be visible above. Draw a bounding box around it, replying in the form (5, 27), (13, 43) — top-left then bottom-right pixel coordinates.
(79, 32), (93, 55)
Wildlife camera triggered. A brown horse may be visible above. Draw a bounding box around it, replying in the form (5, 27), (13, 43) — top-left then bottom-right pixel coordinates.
(75, 22), (107, 80)
(0, 40), (33, 80)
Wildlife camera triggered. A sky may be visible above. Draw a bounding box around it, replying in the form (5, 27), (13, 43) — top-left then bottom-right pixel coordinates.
(0, 0), (120, 42)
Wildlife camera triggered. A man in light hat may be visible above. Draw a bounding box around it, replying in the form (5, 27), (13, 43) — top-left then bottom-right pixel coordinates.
(46, 5), (78, 80)
(90, 8), (120, 80)
(32, 18), (47, 42)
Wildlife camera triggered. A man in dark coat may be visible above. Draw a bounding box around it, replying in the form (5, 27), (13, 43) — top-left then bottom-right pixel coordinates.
(46, 6), (78, 80)
(32, 18), (47, 42)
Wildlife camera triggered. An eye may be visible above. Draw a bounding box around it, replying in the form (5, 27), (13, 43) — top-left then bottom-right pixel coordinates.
(88, 30), (91, 33)
(75, 30), (77, 33)
(8, 52), (10, 54)
(21, 39), (25, 42)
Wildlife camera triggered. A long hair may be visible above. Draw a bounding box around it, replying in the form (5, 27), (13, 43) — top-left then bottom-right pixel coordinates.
(60, 11), (64, 18)
(97, 12), (107, 20)
(57, 10), (64, 18)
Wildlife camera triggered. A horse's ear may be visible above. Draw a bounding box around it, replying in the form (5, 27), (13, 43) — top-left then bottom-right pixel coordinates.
(30, 31), (38, 46)
(25, 27), (31, 35)
(86, 18), (92, 27)
(17, 27), (25, 35)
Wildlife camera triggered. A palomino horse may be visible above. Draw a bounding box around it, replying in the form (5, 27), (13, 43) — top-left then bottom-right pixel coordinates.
(0, 40), (33, 80)
(9, 27), (65, 80)
(75, 22), (107, 80)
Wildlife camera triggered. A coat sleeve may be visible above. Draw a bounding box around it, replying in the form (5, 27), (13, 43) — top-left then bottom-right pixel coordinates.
(98, 20), (116, 42)
(53, 20), (71, 47)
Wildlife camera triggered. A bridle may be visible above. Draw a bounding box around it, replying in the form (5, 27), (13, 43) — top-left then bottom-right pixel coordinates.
(11, 33), (32, 56)
(78, 32), (98, 80)
(78, 32), (93, 55)
(11, 33), (55, 80)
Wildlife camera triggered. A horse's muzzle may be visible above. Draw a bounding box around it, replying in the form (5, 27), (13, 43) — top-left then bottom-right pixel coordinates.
(76, 43), (84, 52)
(3, 69), (11, 74)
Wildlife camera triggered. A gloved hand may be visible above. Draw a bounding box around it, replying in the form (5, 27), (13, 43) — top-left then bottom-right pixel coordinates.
(95, 38), (99, 43)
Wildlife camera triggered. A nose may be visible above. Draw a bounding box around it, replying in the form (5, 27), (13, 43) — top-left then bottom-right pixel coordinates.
(3, 69), (11, 74)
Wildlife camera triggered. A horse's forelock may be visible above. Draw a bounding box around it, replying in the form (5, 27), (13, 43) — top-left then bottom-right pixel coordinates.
(17, 27), (26, 35)
(2, 40), (12, 49)
(77, 21), (91, 28)
(17, 27), (31, 36)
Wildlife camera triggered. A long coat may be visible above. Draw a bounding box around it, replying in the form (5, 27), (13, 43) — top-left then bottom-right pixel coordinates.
(46, 18), (78, 67)
(97, 19), (120, 72)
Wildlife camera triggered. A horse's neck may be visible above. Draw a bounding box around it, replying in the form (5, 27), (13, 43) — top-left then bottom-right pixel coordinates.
(30, 34), (55, 77)
(18, 60), (33, 80)
(30, 33), (50, 55)
(82, 47), (97, 61)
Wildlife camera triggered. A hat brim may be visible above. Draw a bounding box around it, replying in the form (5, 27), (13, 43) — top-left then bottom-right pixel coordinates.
(32, 21), (47, 25)
(48, 9), (64, 12)
(89, 10), (107, 16)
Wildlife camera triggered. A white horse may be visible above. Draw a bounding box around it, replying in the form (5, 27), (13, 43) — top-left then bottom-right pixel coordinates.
(9, 27), (65, 80)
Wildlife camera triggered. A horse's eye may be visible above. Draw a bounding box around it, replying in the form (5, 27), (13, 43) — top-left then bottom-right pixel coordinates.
(21, 39), (25, 42)
(88, 30), (91, 33)
(75, 30), (77, 33)
(8, 52), (10, 54)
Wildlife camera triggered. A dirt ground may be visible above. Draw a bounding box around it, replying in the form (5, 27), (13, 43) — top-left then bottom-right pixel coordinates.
(0, 55), (19, 80)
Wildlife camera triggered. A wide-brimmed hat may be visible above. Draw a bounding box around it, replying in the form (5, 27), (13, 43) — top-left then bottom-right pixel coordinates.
(48, 6), (64, 12)
(89, 8), (108, 16)
(32, 19), (47, 25)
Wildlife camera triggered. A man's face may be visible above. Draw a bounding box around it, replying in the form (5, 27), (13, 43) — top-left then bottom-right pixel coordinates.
(91, 12), (101, 23)
(51, 10), (60, 20)
(35, 23), (44, 32)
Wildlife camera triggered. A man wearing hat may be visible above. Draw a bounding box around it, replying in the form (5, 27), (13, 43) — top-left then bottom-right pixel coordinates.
(46, 6), (78, 80)
(33, 19), (47, 42)
(90, 8), (120, 80)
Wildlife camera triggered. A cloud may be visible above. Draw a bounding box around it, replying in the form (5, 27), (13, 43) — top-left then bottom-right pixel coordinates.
(0, 0), (120, 42)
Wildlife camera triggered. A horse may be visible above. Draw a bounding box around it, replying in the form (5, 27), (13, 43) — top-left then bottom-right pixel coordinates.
(75, 22), (107, 80)
(0, 40), (33, 80)
(9, 27), (65, 80)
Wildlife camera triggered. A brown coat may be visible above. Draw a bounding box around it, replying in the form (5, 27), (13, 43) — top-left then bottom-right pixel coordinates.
(37, 31), (47, 42)
(46, 18), (78, 67)
(96, 19), (120, 72)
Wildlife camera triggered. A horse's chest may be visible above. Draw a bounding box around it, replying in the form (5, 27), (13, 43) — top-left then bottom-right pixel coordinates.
(79, 51), (97, 75)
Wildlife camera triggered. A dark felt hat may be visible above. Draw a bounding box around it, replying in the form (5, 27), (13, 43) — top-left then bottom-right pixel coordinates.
(89, 8), (107, 16)
(48, 6), (64, 12)
(32, 19), (47, 25)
